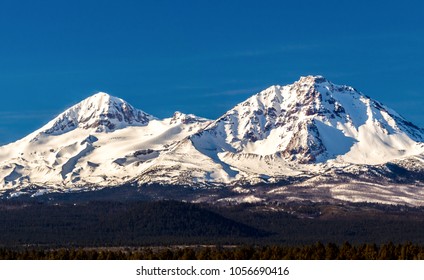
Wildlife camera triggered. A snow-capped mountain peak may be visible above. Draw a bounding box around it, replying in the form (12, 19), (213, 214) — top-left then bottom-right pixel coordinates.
(0, 92), (211, 192)
(40, 92), (153, 135)
(189, 75), (424, 164)
(168, 111), (210, 125)
(296, 75), (328, 85)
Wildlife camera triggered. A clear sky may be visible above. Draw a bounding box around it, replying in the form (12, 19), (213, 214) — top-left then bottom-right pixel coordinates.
(0, 0), (423, 145)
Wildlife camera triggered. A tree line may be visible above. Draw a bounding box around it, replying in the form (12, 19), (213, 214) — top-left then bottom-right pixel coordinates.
(1, 242), (424, 260)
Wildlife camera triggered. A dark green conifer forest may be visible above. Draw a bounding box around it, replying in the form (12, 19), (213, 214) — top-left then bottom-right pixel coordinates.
(1, 242), (424, 260)
(1, 200), (424, 259)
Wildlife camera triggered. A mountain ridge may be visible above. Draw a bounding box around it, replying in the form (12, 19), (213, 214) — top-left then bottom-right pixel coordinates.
(1, 75), (424, 206)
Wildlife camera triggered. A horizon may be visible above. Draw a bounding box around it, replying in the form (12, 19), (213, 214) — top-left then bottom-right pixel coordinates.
(1, 0), (423, 145)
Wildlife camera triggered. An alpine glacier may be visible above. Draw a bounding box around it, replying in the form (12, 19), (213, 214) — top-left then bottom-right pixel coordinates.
(1, 77), (424, 205)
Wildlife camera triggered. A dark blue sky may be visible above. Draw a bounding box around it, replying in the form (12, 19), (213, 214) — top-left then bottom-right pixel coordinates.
(1, 0), (423, 144)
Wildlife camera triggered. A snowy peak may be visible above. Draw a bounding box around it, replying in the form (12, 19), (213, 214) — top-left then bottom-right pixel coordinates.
(41, 92), (153, 135)
(190, 75), (424, 164)
(0, 91), (211, 191)
(296, 75), (329, 86)
(168, 111), (210, 125)
(285, 75), (357, 115)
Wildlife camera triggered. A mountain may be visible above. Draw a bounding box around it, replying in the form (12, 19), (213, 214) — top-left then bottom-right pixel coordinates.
(192, 75), (423, 164)
(0, 92), (210, 192)
(137, 76), (424, 186)
(40, 92), (153, 135)
(1, 76), (424, 206)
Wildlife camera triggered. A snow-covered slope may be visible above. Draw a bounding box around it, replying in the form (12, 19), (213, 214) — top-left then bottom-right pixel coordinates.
(0, 93), (210, 191)
(1, 77), (424, 206)
(141, 75), (424, 186)
(193, 75), (423, 164)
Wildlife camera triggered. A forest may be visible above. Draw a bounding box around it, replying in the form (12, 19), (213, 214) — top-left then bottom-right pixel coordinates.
(1, 199), (424, 259)
(1, 242), (424, 260)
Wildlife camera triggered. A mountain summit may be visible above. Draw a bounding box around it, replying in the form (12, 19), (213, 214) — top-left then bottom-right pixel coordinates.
(0, 93), (209, 190)
(187, 75), (424, 165)
(1, 77), (424, 206)
(137, 76), (424, 203)
(40, 92), (153, 135)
